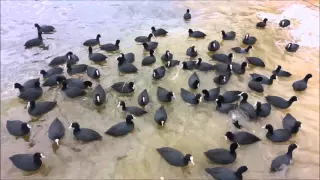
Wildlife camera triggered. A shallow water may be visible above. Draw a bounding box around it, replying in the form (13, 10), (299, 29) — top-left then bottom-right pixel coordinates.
(1, 1), (319, 179)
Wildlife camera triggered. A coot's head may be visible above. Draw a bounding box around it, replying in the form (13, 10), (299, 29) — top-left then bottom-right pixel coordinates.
(188, 29), (193, 34)
(186, 9), (190, 13)
(184, 154), (195, 165)
(304, 74), (312, 81)
(69, 122), (80, 129)
(225, 131), (234, 140)
(151, 27), (156, 31)
(96, 34), (101, 39)
(288, 143), (298, 152)
(115, 40), (120, 45)
(34, 23), (41, 28)
(117, 101), (126, 108)
(262, 124), (274, 133)
(263, 18), (268, 22)
(126, 115), (135, 124)
(128, 82), (135, 90)
(230, 142), (239, 153)
(14, 83), (23, 90)
(33, 152), (45, 160)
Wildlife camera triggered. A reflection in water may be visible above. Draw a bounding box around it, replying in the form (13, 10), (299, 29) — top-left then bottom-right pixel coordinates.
(1, 1), (319, 179)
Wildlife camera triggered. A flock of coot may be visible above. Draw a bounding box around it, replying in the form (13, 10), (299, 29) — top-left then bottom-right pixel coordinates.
(6, 8), (312, 180)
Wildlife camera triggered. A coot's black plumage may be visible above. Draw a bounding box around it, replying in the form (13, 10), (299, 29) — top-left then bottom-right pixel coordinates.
(69, 122), (102, 142)
(105, 115), (134, 137)
(117, 53), (135, 63)
(48, 118), (65, 145)
(285, 43), (299, 52)
(87, 66), (101, 79)
(67, 63), (88, 75)
(152, 66), (166, 80)
(242, 34), (257, 45)
(118, 101), (147, 116)
(263, 124), (291, 142)
(204, 143), (239, 164)
(181, 61), (196, 70)
(186, 46), (198, 57)
(214, 74), (231, 86)
(222, 90), (241, 103)
(6, 120), (31, 137)
(42, 75), (66, 87)
(35, 23), (55, 33)
(211, 53), (233, 64)
(83, 34), (101, 46)
(9, 152), (45, 171)
(279, 19), (291, 28)
(88, 46), (107, 62)
(151, 27), (168, 37)
(142, 50), (156, 66)
(221, 30), (236, 40)
(231, 62), (247, 75)
(157, 147), (194, 167)
(17, 78), (40, 89)
(63, 78), (92, 89)
(157, 86), (175, 102)
(15, 82), (43, 101)
(270, 144), (298, 172)
(239, 93), (256, 119)
(225, 131), (260, 145)
(282, 113), (302, 134)
(184, 9), (191, 20)
(215, 96), (237, 114)
(118, 56), (138, 74)
(165, 59), (180, 68)
(39, 67), (63, 79)
(272, 65), (291, 77)
(292, 74), (312, 91)
(49, 52), (72, 66)
(24, 32), (43, 48)
(255, 102), (271, 118)
(257, 18), (268, 28)
(248, 77), (264, 93)
(232, 45), (252, 54)
(27, 100), (57, 117)
(142, 42), (158, 51)
(61, 81), (86, 98)
(205, 166), (248, 180)
(111, 82), (135, 94)
(180, 88), (202, 105)
(195, 58), (214, 71)
(161, 50), (173, 62)
(138, 89), (149, 107)
(246, 57), (265, 67)
(67, 53), (79, 65)
(250, 73), (277, 85)
(265, 95), (297, 109)
(188, 29), (206, 38)
(208, 40), (220, 52)
(213, 63), (232, 74)
(92, 84), (106, 106)
(188, 72), (200, 89)
(154, 106), (167, 126)
(202, 87), (220, 102)
(135, 33), (153, 43)
(100, 40), (120, 51)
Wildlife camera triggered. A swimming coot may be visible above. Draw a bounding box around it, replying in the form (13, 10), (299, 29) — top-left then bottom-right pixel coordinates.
(270, 143), (298, 172)
(184, 9), (191, 20)
(83, 34), (101, 46)
(117, 101), (147, 116)
(279, 19), (291, 28)
(256, 18), (268, 28)
(215, 96), (238, 114)
(118, 53), (135, 63)
(6, 120), (31, 137)
(186, 46), (198, 57)
(48, 118), (65, 146)
(232, 45), (252, 54)
(27, 100), (57, 117)
(100, 40), (120, 51)
(272, 65), (291, 77)
(105, 115), (135, 137)
(202, 87), (220, 102)
(135, 33), (153, 43)
(239, 92), (256, 119)
(67, 53), (79, 65)
(242, 34), (257, 45)
(195, 58), (214, 71)
(214, 74), (231, 86)
(151, 27), (168, 37)
(165, 59), (180, 68)
(61, 78), (92, 89)
(24, 32), (43, 48)
(35, 23), (55, 33)
(39, 67), (63, 79)
(49, 52), (72, 66)
(142, 50), (156, 66)
(69, 122), (102, 142)
(248, 77), (264, 93)
(157, 86), (175, 102)
(111, 81), (135, 94)
(204, 142), (239, 164)
(87, 66), (101, 79)
(88, 46), (107, 62)
(225, 131), (260, 145)
(153, 66), (166, 80)
(93, 84), (106, 106)
(221, 30), (236, 40)
(231, 62), (247, 75)
(181, 61), (196, 70)
(61, 81), (86, 98)
(117, 56), (138, 74)
(188, 29), (206, 38)
(250, 73), (277, 85)
(246, 57), (265, 67)
(66, 63), (88, 75)
(255, 102), (271, 118)
(285, 43), (299, 52)
(9, 152), (45, 171)
(157, 147), (194, 167)
(138, 89), (149, 107)
(265, 95), (297, 109)
(282, 113), (302, 134)
(211, 53), (233, 64)
(42, 75), (66, 87)
(180, 88), (202, 105)
(188, 72), (200, 89)
(262, 124), (292, 142)
(208, 40), (220, 52)
(15, 82), (42, 101)
(205, 166), (248, 180)
(154, 106), (167, 126)
(161, 50), (173, 62)
(222, 90), (241, 103)
(292, 74), (312, 91)
(15, 78), (40, 90)
(213, 63), (232, 74)
(142, 42), (158, 51)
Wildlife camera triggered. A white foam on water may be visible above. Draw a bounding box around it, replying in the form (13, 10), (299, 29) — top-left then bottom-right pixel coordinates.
(257, 4), (319, 48)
